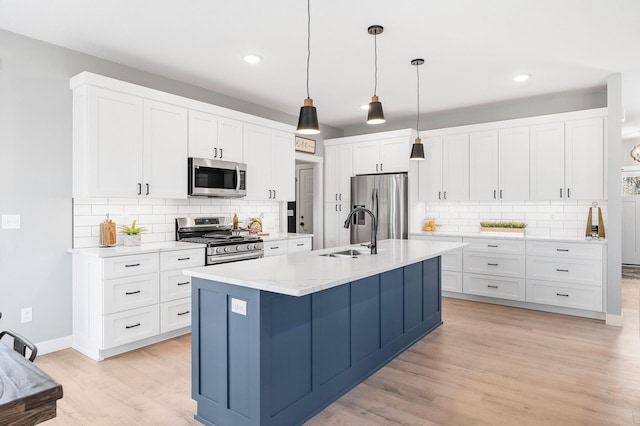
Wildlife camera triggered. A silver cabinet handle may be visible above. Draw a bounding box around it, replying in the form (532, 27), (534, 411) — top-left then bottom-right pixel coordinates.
(268, 189), (272, 199)
(444, 191), (447, 199)
(438, 191), (441, 200)
(296, 243), (304, 246)
(339, 193), (342, 201)
(138, 183), (142, 195)
(556, 248), (569, 252)
(488, 244), (498, 248)
(339, 204), (342, 211)
(560, 188), (563, 198)
(556, 269), (569, 272)
(271, 246), (279, 250)
(493, 190), (496, 199)
(380, 163), (383, 171)
(335, 194), (338, 201)
(500, 189), (503, 199)
(487, 285), (498, 289)
(146, 183), (150, 195)
(487, 263), (499, 266)
(376, 163), (379, 172)
(556, 293), (569, 297)
(214, 147), (218, 158)
(273, 189), (276, 199)
(219, 148), (223, 159)
(567, 188), (570, 198)
(335, 204), (338, 212)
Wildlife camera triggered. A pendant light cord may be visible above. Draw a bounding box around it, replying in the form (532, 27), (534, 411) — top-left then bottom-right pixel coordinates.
(416, 62), (420, 131)
(373, 34), (378, 96)
(306, 0), (311, 99)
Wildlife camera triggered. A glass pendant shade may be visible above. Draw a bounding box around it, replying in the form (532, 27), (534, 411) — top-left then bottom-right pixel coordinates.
(367, 95), (385, 124)
(297, 98), (320, 135)
(410, 137), (425, 160)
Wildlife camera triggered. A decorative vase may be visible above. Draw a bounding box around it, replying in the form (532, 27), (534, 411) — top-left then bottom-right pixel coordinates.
(123, 234), (141, 247)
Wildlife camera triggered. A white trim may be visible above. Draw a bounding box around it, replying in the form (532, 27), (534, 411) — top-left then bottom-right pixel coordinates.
(35, 335), (73, 356)
(605, 312), (624, 327)
(325, 128), (414, 146)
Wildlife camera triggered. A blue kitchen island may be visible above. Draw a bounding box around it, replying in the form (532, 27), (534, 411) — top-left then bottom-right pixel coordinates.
(184, 239), (464, 426)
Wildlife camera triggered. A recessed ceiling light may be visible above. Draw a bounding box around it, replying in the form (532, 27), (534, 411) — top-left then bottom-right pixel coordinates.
(360, 104), (370, 110)
(244, 55), (261, 64)
(513, 74), (531, 83)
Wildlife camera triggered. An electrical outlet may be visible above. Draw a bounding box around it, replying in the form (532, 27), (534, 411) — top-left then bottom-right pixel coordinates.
(1, 214), (21, 229)
(21, 307), (32, 323)
(231, 298), (247, 316)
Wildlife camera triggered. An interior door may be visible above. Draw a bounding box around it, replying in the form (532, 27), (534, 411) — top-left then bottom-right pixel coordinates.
(297, 167), (314, 234)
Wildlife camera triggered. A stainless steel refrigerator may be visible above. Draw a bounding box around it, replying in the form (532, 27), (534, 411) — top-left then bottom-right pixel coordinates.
(349, 173), (408, 245)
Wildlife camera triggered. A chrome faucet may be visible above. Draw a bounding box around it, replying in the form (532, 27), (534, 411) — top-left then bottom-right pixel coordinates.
(343, 207), (377, 254)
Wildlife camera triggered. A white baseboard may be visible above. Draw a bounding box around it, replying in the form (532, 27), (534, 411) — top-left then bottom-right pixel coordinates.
(606, 312), (624, 327)
(36, 335), (73, 355)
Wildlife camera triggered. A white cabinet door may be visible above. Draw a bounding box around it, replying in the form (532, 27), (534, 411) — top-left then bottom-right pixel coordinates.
(530, 122), (565, 200)
(352, 141), (379, 174)
(418, 136), (443, 201)
(217, 117), (243, 162)
(565, 118), (604, 200)
(143, 100), (188, 199)
(325, 144), (353, 204)
(86, 86), (144, 197)
(379, 137), (410, 173)
(324, 203), (350, 248)
(442, 134), (469, 201)
(243, 124), (272, 200)
(271, 129), (295, 201)
(188, 110), (218, 159)
(469, 131), (498, 201)
(499, 126), (530, 200)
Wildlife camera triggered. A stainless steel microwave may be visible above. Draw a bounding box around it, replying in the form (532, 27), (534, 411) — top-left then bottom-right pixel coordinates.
(188, 158), (247, 197)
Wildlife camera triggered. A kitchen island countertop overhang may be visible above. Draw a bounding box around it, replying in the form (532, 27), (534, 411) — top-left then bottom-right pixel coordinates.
(183, 239), (466, 296)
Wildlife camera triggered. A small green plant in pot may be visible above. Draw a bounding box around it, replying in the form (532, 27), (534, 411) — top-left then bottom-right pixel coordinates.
(480, 221), (527, 233)
(120, 220), (146, 246)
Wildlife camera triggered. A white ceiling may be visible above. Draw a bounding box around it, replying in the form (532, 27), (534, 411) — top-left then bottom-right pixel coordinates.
(1, 0), (640, 134)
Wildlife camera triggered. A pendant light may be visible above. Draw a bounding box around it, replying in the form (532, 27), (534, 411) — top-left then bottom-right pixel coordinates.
(410, 58), (425, 160)
(296, 0), (320, 135)
(366, 25), (385, 124)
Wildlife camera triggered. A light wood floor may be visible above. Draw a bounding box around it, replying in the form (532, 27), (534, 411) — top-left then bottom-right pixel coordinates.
(36, 280), (640, 426)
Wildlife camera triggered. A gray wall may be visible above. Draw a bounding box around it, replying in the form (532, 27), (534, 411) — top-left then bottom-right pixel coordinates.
(341, 87), (607, 136)
(0, 29), (340, 344)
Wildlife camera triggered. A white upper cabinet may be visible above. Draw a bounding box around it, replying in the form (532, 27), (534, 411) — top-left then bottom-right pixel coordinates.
(469, 131), (499, 200)
(530, 118), (603, 200)
(243, 123), (294, 201)
(188, 110), (243, 162)
(74, 86), (187, 199)
(324, 144), (353, 203)
(469, 127), (529, 201)
(324, 203), (351, 248)
(143, 100), (188, 199)
(565, 118), (604, 200)
(419, 134), (469, 201)
(498, 127), (530, 201)
(352, 136), (410, 174)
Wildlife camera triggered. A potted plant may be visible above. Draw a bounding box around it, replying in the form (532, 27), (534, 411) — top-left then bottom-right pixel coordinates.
(119, 220), (146, 246)
(480, 221), (527, 233)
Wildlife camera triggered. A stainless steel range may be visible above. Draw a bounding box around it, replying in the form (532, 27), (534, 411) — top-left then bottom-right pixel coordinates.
(176, 217), (264, 265)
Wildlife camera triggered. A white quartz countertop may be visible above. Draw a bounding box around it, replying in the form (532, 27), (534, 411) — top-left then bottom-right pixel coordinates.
(184, 239), (465, 297)
(68, 241), (206, 257)
(261, 233), (313, 242)
(410, 231), (607, 244)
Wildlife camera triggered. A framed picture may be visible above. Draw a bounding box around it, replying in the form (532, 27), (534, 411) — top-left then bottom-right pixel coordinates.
(295, 136), (316, 154)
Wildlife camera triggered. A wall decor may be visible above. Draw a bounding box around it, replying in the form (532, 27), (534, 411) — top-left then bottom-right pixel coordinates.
(631, 144), (640, 162)
(295, 136), (316, 154)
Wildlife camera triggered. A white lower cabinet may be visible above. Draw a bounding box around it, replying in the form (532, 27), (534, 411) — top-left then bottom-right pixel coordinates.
(72, 246), (205, 361)
(410, 235), (463, 293)
(525, 241), (603, 311)
(463, 273), (526, 301)
(264, 236), (313, 257)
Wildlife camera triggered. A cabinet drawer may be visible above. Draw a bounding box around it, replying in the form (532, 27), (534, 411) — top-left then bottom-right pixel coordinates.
(161, 298), (191, 333)
(526, 280), (603, 312)
(463, 237), (525, 255)
(160, 270), (191, 302)
(160, 248), (205, 271)
(526, 257), (602, 286)
(103, 253), (159, 279)
(264, 241), (287, 257)
(287, 238), (312, 253)
(526, 241), (603, 260)
(442, 270), (463, 293)
(103, 305), (159, 349)
(463, 252), (525, 277)
(463, 273), (525, 301)
(104, 273), (159, 314)
(442, 250), (462, 271)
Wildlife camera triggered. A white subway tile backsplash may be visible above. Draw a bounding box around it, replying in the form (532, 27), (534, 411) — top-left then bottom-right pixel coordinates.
(166, 198), (190, 205)
(178, 205), (202, 214)
(138, 215), (166, 224)
(188, 198), (212, 206)
(152, 223), (174, 233)
(108, 198), (139, 205)
(200, 205), (222, 214)
(138, 198), (161, 206)
(125, 205), (154, 215)
(73, 227), (92, 237)
(153, 205), (179, 214)
(73, 205), (92, 215)
(92, 204), (124, 216)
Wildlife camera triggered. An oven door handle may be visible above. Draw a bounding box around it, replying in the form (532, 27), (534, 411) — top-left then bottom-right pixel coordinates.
(235, 165), (241, 193)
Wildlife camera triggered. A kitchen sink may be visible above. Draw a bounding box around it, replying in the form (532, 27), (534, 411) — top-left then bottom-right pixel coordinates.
(320, 248), (371, 258)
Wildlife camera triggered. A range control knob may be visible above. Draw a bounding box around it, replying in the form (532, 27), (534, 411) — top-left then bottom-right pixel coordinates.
(216, 247), (224, 254)
(235, 245), (241, 252)
(246, 244), (253, 250)
(224, 247), (231, 253)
